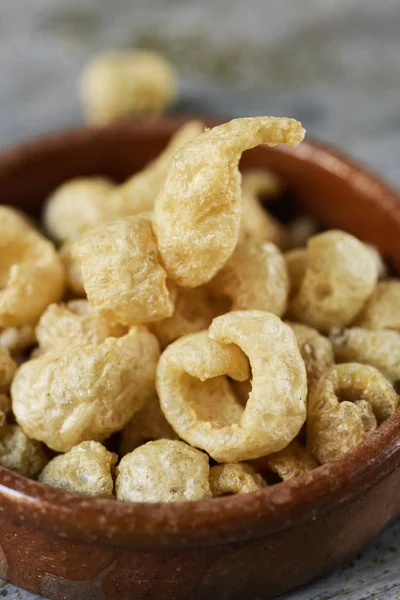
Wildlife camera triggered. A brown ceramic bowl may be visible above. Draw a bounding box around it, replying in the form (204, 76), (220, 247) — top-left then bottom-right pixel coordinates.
(0, 117), (400, 600)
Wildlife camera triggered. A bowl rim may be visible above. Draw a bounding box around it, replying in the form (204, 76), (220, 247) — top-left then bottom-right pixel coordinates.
(1, 118), (400, 548)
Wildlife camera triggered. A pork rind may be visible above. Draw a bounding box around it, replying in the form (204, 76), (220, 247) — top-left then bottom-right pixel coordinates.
(209, 462), (265, 497)
(154, 117), (305, 288)
(149, 287), (214, 349)
(116, 439), (212, 503)
(0, 425), (48, 478)
(307, 363), (398, 463)
(0, 207), (65, 327)
(0, 325), (36, 357)
(266, 440), (318, 481)
(36, 300), (126, 353)
(12, 327), (160, 452)
(0, 346), (16, 393)
(157, 311), (307, 462)
(288, 231), (378, 333)
(73, 214), (175, 325)
(285, 248), (307, 299)
(120, 393), (178, 455)
(60, 242), (86, 297)
(240, 170), (288, 247)
(366, 245), (387, 280)
(286, 322), (334, 388)
(81, 50), (177, 124)
(356, 280), (400, 331)
(330, 327), (400, 383)
(39, 441), (117, 498)
(43, 178), (116, 243)
(208, 240), (288, 316)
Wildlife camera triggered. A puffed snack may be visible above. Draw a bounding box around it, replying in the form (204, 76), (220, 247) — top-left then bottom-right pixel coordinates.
(0, 425), (48, 478)
(356, 280), (400, 331)
(209, 462), (265, 497)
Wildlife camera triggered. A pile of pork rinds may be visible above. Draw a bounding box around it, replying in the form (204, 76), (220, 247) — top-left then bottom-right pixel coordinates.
(0, 116), (399, 503)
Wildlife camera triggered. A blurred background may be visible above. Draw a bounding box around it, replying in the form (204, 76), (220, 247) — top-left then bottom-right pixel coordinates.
(0, 0), (399, 185)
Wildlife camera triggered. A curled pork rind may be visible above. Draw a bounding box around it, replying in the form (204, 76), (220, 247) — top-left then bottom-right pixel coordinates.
(12, 327), (160, 452)
(60, 242), (86, 297)
(39, 441), (117, 498)
(0, 325), (36, 357)
(0, 425), (48, 478)
(36, 300), (126, 353)
(285, 248), (307, 299)
(240, 170), (288, 247)
(307, 363), (398, 464)
(116, 439), (212, 503)
(81, 50), (177, 124)
(288, 231), (378, 333)
(157, 311), (307, 463)
(0, 346), (16, 394)
(208, 240), (288, 316)
(0, 207), (65, 327)
(43, 178), (116, 243)
(120, 393), (179, 455)
(356, 280), (400, 331)
(330, 327), (400, 384)
(286, 322), (334, 388)
(73, 214), (175, 325)
(154, 117), (305, 288)
(266, 440), (318, 481)
(149, 287), (214, 349)
(209, 463), (265, 497)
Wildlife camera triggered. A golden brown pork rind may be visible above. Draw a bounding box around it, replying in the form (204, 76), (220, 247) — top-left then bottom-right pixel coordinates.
(116, 439), (212, 503)
(356, 280), (400, 331)
(157, 311), (307, 463)
(286, 322), (334, 388)
(288, 230), (378, 333)
(60, 241), (86, 297)
(0, 346), (16, 394)
(0, 207), (65, 327)
(0, 425), (48, 478)
(35, 300), (126, 353)
(209, 239), (288, 316)
(266, 440), (318, 481)
(12, 327), (160, 452)
(307, 363), (398, 464)
(39, 441), (117, 498)
(81, 50), (177, 124)
(120, 393), (179, 455)
(209, 462), (265, 497)
(73, 214), (176, 325)
(285, 248), (307, 299)
(149, 286), (214, 349)
(0, 325), (36, 357)
(330, 327), (400, 383)
(154, 117), (305, 288)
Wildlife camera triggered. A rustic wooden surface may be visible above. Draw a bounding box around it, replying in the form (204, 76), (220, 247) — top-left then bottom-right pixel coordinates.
(0, 1), (399, 597)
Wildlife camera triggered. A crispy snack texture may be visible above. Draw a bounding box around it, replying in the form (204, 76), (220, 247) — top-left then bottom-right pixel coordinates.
(286, 322), (334, 388)
(209, 462), (265, 497)
(0, 425), (48, 478)
(266, 440), (318, 481)
(356, 280), (400, 331)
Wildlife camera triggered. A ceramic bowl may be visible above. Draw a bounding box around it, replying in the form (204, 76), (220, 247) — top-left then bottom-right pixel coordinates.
(0, 117), (399, 600)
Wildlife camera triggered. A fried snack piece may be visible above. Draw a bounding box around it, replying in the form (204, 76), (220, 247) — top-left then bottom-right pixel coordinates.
(12, 327), (160, 452)
(208, 240), (288, 316)
(308, 363), (398, 463)
(266, 440), (318, 481)
(120, 393), (179, 455)
(0, 425), (48, 478)
(0, 325), (36, 357)
(285, 248), (307, 299)
(286, 322), (334, 388)
(288, 231), (378, 333)
(116, 439), (212, 503)
(81, 50), (177, 124)
(209, 462), (265, 497)
(36, 300), (126, 353)
(158, 311), (307, 462)
(240, 170), (288, 247)
(39, 441), (117, 498)
(356, 280), (400, 331)
(0, 207), (65, 327)
(154, 117), (305, 288)
(330, 327), (400, 383)
(366, 245), (387, 280)
(149, 286), (214, 349)
(73, 214), (176, 325)
(0, 394), (11, 428)
(0, 346), (16, 393)
(60, 242), (86, 297)
(43, 178), (116, 243)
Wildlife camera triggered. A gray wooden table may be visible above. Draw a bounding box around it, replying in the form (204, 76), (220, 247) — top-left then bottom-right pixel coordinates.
(0, 0), (399, 598)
